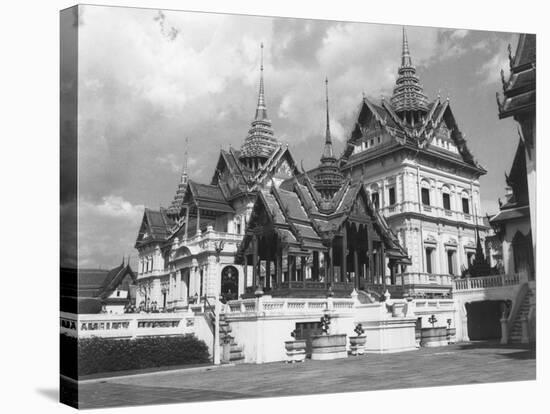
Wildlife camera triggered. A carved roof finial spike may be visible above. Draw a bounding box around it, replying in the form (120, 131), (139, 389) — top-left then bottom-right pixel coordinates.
(402, 26), (411, 67)
(325, 77), (331, 145)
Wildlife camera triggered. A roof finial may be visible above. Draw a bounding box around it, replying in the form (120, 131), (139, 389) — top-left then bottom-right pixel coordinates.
(401, 26), (412, 67)
(254, 42), (267, 121)
(183, 137), (188, 174)
(322, 77), (334, 159)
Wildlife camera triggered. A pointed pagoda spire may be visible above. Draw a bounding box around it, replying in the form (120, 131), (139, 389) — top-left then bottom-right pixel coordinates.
(167, 137), (190, 218)
(391, 26), (429, 116)
(254, 43), (268, 121)
(240, 43), (278, 169)
(322, 77), (334, 159)
(401, 26), (412, 67)
(314, 77), (344, 200)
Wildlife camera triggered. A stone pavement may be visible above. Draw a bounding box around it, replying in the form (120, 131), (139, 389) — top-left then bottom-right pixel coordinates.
(73, 341), (535, 409)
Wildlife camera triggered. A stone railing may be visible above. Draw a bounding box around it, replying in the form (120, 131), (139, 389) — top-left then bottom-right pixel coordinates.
(224, 297), (355, 316)
(453, 273), (523, 292)
(397, 272), (454, 287)
(60, 311), (196, 339)
(413, 298), (455, 310)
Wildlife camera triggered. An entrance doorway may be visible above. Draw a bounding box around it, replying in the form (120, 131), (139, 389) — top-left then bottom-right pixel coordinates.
(466, 300), (505, 340)
(221, 266), (239, 302)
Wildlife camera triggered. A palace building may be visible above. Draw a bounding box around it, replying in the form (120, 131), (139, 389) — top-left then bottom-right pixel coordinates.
(334, 28), (489, 297)
(134, 30), (493, 310)
(127, 30), (535, 363)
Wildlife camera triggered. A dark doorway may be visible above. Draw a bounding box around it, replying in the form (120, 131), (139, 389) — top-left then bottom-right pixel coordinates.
(221, 266), (239, 302)
(466, 300), (505, 340)
(294, 321), (322, 357)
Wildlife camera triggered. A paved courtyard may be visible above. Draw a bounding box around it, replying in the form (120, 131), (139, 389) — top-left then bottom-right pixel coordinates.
(73, 341), (535, 409)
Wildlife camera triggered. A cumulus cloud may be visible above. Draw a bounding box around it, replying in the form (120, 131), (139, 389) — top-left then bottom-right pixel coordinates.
(78, 196), (145, 267)
(75, 5), (518, 266)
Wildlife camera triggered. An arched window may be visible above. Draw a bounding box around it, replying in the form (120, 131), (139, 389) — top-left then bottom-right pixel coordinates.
(421, 180), (431, 206)
(370, 184), (380, 209)
(461, 191), (470, 214)
(441, 186), (451, 210)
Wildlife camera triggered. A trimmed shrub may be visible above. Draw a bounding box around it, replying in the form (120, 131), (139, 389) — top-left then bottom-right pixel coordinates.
(61, 334), (210, 377)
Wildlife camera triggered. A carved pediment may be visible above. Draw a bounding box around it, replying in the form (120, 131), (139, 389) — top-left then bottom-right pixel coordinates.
(274, 159), (293, 179)
(352, 196), (368, 217)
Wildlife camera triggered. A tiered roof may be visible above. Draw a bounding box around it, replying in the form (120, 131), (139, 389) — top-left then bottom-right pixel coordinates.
(497, 34), (536, 119)
(341, 28), (485, 175)
(237, 177), (410, 262)
(313, 78), (345, 199)
(239, 43), (279, 167)
(167, 139), (189, 218)
(390, 28), (429, 115)
(490, 138), (530, 224)
(135, 208), (175, 247)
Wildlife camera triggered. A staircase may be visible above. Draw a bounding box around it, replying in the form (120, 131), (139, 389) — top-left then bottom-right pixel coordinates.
(219, 314), (245, 364)
(509, 288), (534, 343)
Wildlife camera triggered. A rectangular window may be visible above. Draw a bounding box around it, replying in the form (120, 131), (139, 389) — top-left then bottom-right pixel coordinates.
(421, 188), (430, 205)
(388, 187), (396, 205)
(372, 192), (380, 209)
(377, 136), (381, 144)
(425, 248), (433, 274)
(447, 250), (455, 275)
(442, 193), (451, 210)
(462, 198), (470, 214)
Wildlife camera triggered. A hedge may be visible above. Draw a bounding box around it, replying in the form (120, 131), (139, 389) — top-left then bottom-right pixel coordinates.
(61, 334), (210, 377)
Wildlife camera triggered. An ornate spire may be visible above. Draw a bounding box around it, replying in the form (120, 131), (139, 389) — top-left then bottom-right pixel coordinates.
(255, 43), (268, 121)
(401, 26), (412, 67)
(390, 27), (429, 116)
(167, 137), (189, 218)
(314, 77), (344, 200)
(322, 77), (333, 159)
(240, 43), (278, 169)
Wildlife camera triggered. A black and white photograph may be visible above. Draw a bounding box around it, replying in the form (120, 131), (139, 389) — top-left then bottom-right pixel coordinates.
(4, 1), (545, 412)
(57, 3), (538, 409)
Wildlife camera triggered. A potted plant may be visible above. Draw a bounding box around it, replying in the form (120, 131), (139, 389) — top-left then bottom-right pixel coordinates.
(349, 323), (367, 355)
(446, 318), (456, 344)
(420, 314), (448, 347)
(284, 329), (306, 363)
(311, 314), (348, 360)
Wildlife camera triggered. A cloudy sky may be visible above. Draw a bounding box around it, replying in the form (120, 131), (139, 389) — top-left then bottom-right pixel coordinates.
(75, 5), (521, 268)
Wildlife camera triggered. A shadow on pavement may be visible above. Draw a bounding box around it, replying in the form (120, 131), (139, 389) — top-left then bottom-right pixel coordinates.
(36, 388), (58, 402)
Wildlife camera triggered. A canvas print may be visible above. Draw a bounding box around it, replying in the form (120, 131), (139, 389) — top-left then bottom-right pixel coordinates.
(60, 5), (536, 409)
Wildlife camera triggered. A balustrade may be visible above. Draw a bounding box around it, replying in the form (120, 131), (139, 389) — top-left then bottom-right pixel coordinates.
(452, 273), (523, 291)
(224, 297), (355, 316)
(60, 311), (196, 339)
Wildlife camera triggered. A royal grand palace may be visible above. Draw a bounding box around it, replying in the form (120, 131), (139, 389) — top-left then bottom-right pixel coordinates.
(123, 29), (535, 363)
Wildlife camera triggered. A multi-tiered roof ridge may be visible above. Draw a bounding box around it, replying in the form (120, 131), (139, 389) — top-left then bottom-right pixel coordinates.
(239, 43), (279, 170)
(167, 138), (189, 218)
(390, 27), (429, 120)
(314, 78), (344, 200)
